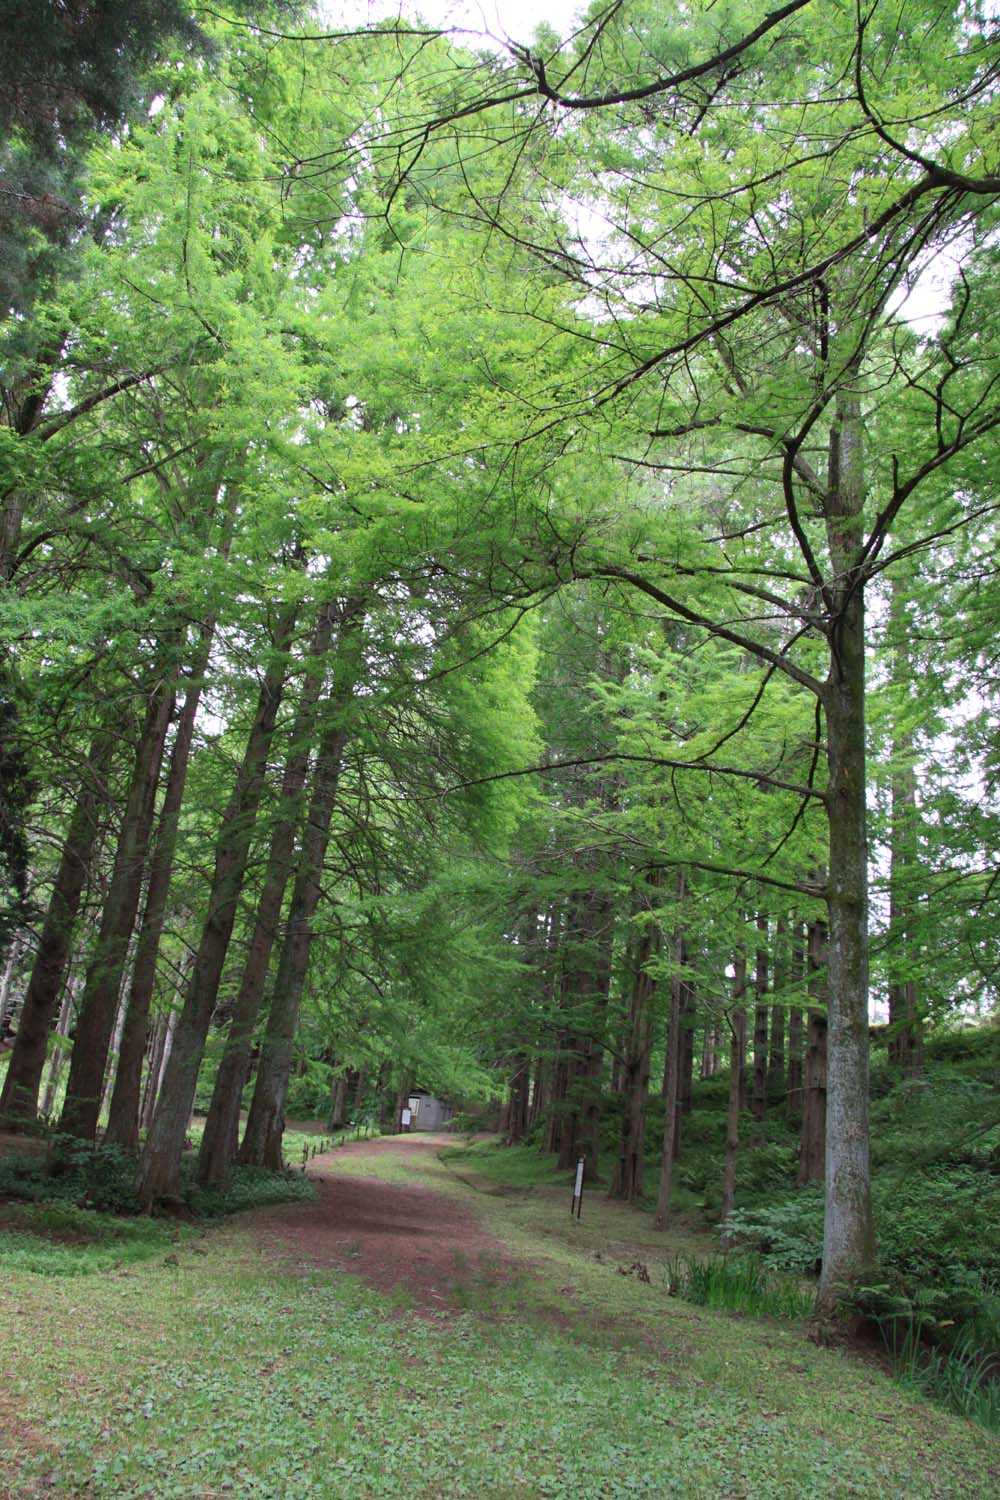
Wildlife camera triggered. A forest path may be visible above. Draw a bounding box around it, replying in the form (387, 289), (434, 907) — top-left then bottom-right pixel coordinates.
(238, 1133), (527, 1312)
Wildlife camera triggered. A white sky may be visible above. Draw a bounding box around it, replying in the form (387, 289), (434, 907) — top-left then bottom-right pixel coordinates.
(329, 0), (585, 47)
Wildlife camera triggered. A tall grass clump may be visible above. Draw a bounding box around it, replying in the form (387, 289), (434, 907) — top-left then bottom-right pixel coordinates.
(665, 1252), (813, 1320)
(886, 1319), (1000, 1432)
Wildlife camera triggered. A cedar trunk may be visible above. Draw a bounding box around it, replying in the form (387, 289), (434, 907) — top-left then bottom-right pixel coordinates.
(196, 599), (340, 1187)
(105, 626), (215, 1148)
(0, 732), (111, 1123)
(135, 605), (297, 1207)
(60, 683), (174, 1141)
(239, 607), (361, 1171)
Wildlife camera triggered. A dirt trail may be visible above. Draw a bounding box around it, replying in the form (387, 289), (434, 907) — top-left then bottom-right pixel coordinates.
(243, 1134), (523, 1310)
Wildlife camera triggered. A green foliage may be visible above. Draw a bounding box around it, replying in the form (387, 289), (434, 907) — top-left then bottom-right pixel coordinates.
(0, 1138), (142, 1214)
(0, 1140), (317, 1221)
(0, 1201), (181, 1276)
(283, 1058), (335, 1120)
(723, 1189), (825, 1276)
(886, 1321), (1000, 1433)
(183, 1163), (317, 1219)
(665, 1252), (814, 1320)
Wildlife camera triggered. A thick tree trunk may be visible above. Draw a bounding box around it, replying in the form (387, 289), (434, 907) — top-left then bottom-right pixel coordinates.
(60, 681), (175, 1141)
(105, 626), (215, 1148)
(0, 733), (112, 1124)
(240, 604), (362, 1171)
(196, 599), (340, 1187)
(609, 886), (659, 1201)
(817, 398), (877, 1316)
(720, 951), (747, 1239)
(506, 1056), (530, 1142)
(135, 604), (298, 1207)
(328, 1073), (348, 1131)
(554, 886), (613, 1180)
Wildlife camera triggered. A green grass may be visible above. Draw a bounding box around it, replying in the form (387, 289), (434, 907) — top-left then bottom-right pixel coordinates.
(439, 1139), (570, 1190)
(0, 1200), (187, 1276)
(887, 1320), (1000, 1432)
(4, 1136), (999, 1499)
(665, 1252), (815, 1320)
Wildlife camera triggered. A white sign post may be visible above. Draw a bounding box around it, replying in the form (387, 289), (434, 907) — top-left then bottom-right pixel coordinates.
(571, 1156), (585, 1219)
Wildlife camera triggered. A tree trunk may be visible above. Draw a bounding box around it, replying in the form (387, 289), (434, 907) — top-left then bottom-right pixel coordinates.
(506, 1056), (530, 1142)
(60, 679), (175, 1141)
(39, 977), (77, 1120)
(768, 914), (787, 1098)
(0, 732), (112, 1124)
(700, 1024), (718, 1079)
(105, 625), (216, 1148)
(0, 933), (23, 1038)
(720, 951), (747, 1240)
(751, 914), (769, 1130)
(239, 602), (362, 1171)
(135, 602), (298, 1207)
(328, 1073), (348, 1131)
(653, 871), (685, 1231)
(786, 920), (805, 1118)
(196, 598), (340, 1187)
(609, 883), (659, 1201)
(799, 918), (828, 1184)
(817, 395), (877, 1316)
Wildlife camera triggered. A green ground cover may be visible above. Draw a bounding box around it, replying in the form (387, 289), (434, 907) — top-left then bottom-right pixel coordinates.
(3, 1137), (997, 1500)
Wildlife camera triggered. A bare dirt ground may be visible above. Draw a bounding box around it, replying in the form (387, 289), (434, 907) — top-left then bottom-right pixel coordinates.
(241, 1134), (525, 1311)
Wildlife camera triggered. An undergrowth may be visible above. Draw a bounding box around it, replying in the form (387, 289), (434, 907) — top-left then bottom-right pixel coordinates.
(664, 1251), (813, 1320)
(884, 1319), (1000, 1433)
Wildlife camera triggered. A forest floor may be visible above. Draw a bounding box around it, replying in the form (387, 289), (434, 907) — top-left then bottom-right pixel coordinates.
(3, 1132), (999, 1499)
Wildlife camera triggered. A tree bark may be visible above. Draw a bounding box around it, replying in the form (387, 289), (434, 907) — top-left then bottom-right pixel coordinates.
(60, 679), (175, 1141)
(0, 732), (112, 1124)
(196, 598), (340, 1187)
(786, 920), (805, 1118)
(239, 600), (363, 1171)
(817, 395), (877, 1316)
(609, 879), (660, 1201)
(328, 1072), (348, 1131)
(104, 625), (216, 1148)
(720, 951), (747, 1239)
(653, 871), (685, 1230)
(39, 977), (77, 1120)
(768, 914), (787, 1098)
(0, 933), (23, 1038)
(751, 913), (769, 1130)
(136, 602), (298, 1206)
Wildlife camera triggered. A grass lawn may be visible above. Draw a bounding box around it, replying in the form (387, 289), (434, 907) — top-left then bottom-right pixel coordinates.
(2, 1134), (998, 1499)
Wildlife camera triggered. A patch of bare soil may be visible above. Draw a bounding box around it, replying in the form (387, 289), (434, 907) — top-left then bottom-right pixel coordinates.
(242, 1134), (526, 1312)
